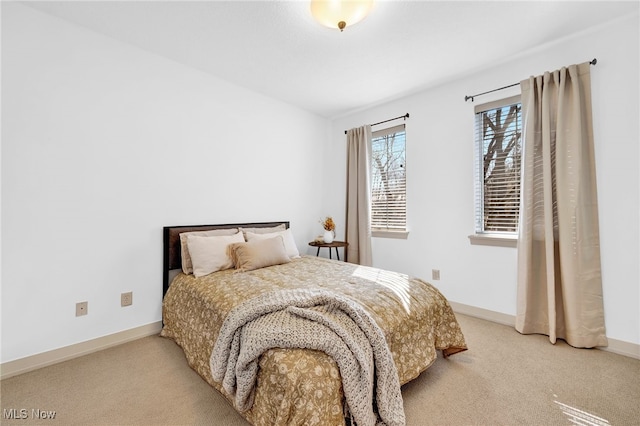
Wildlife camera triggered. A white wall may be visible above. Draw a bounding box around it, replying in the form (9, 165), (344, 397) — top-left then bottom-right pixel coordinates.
(1, 3), (328, 362)
(328, 12), (639, 346)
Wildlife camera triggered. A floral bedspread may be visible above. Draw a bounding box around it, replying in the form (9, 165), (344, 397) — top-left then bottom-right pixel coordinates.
(161, 256), (467, 426)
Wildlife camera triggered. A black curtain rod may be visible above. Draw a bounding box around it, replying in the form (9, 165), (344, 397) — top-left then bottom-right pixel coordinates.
(344, 113), (409, 134)
(464, 58), (598, 102)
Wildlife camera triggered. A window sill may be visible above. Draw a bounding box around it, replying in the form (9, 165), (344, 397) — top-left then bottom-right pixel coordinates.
(468, 234), (517, 248)
(372, 230), (409, 239)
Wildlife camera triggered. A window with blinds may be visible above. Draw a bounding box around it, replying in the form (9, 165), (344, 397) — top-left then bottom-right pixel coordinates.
(371, 124), (406, 232)
(474, 96), (522, 234)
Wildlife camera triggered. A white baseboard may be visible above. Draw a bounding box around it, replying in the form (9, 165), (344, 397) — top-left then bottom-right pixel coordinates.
(449, 301), (517, 327)
(449, 301), (640, 360)
(604, 338), (640, 360)
(0, 321), (163, 380)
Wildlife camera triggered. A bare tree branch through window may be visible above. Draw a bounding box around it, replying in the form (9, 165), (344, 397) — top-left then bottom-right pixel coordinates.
(476, 102), (522, 233)
(371, 128), (406, 231)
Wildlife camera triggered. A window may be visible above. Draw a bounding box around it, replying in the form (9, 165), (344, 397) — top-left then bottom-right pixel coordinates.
(473, 96), (522, 242)
(371, 124), (406, 234)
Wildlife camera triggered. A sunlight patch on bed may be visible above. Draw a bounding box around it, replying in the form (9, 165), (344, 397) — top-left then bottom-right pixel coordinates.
(553, 397), (610, 426)
(352, 266), (411, 313)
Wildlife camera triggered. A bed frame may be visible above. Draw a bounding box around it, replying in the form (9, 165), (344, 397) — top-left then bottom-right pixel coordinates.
(162, 221), (290, 296)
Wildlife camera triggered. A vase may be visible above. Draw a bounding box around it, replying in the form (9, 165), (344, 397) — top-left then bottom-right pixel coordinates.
(323, 230), (334, 243)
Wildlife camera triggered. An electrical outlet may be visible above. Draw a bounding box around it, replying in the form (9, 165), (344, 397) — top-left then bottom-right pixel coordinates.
(121, 292), (133, 307)
(76, 301), (88, 317)
(432, 269), (441, 280)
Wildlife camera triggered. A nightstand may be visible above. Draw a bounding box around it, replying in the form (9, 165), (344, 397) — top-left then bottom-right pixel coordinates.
(308, 241), (349, 261)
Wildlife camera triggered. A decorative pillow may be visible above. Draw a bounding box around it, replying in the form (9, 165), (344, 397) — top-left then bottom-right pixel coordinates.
(239, 224), (286, 240)
(245, 228), (300, 259)
(180, 228), (239, 274)
(186, 232), (245, 278)
(227, 236), (291, 272)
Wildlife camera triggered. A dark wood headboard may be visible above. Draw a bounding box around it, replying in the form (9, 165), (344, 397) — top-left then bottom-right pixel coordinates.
(162, 221), (289, 296)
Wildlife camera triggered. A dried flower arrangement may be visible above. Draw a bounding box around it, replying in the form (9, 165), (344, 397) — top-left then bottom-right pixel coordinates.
(320, 216), (335, 232)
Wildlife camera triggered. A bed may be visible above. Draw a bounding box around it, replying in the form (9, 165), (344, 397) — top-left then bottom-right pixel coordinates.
(161, 221), (467, 426)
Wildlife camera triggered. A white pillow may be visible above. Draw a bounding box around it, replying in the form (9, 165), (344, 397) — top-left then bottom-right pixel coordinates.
(239, 224), (286, 240)
(245, 228), (300, 259)
(187, 232), (245, 278)
(179, 228), (239, 274)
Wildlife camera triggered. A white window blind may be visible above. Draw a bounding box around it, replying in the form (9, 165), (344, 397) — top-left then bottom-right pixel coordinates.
(371, 124), (406, 232)
(474, 96), (522, 234)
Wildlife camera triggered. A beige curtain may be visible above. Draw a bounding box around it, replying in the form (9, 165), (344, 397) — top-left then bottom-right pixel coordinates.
(345, 125), (373, 266)
(516, 62), (607, 348)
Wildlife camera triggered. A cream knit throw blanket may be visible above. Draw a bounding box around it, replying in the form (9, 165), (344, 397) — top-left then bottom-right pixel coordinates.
(210, 288), (405, 426)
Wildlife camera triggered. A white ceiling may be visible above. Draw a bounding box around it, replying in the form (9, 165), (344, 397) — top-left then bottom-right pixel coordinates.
(24, 1), (639, 118)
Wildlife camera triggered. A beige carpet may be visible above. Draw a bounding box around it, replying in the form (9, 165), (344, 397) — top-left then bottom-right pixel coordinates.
(2, 314), (639, 425)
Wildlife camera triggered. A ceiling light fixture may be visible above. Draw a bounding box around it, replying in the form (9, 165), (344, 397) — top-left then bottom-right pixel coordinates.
(310, 0), (374, 32)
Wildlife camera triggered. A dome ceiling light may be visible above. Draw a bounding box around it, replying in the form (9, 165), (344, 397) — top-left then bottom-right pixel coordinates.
(310, 0), (374, 32)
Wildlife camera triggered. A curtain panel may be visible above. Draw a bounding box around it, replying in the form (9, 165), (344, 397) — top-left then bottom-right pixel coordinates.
(516, 62), (607, 348)
(345, 126), (373, 266)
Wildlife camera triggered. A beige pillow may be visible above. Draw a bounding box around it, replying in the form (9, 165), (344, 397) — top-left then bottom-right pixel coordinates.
(180, 228), (239, 274)
(228, 236), (291, 272)
(245, 228), (300, 258)
(187, 232), (245, 278)
(239, 224), (286, 240)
